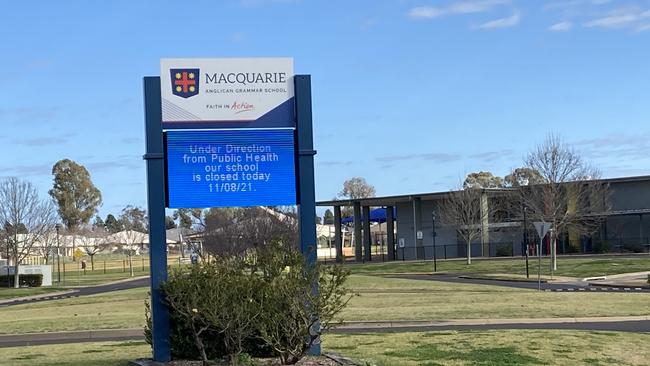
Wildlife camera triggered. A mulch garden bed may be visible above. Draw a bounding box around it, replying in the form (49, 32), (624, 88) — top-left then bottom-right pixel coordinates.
(131, 353), (360, 366)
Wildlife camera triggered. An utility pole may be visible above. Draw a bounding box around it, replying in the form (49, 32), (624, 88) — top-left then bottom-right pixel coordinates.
(432, 210), (437, 273)
(56, 224), (62, 284)
(523, 207), (529, 279)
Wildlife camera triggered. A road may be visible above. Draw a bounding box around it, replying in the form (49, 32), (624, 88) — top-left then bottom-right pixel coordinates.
(387, 273), (650, 292)
(0, 277), (149, 308)
(1, 319), (649, 348)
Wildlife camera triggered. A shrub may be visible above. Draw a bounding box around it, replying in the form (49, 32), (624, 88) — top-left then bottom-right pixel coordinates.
(623, 242), (645, 253)
(0, 274), (43, 287)
(495, 245), (511, 257)
(592, 240), (610, 254)
(255, 242), (353, 365)
(147, 240), (353, 365)
(154, 262), (273, 365)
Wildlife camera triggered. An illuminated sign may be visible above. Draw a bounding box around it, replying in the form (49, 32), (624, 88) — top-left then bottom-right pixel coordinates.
(165, 129), (296, 208)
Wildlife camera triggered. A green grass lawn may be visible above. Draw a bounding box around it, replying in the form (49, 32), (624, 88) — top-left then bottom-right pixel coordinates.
(0, 331), (648, 366)
(0, 286), (67, 300)
(324, 330), (650, 366)
(54, 266), (150, 287)
(349, 255), (650, 278)
(342, 275), (650, 321)
(1, 275), (649, 335)
(0, 341), (149, 366)
(0, 287), (148, 334)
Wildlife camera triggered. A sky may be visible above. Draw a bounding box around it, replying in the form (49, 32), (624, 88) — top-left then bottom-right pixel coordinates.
(1, 0), (649, 218)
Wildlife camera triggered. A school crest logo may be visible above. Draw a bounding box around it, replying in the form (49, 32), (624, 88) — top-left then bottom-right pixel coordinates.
(170, 69), (199, 98)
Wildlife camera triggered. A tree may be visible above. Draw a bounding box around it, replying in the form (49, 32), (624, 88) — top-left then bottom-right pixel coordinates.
(49, 159), (102, 261)
(338, 177), (376, 200)
(173, 208), (205, 231)
(504, 167), (544, 187)
(105, 214), (122, 233)
(118, 206), (148, 277)
(439, 187), (497, 265)
(202, 207), (297, 260)
(77, 225), (109, 270)
(338, 177), (376, 218)
(0, 178), (56, 287)
(463, 171), (503, 189)
(165, 216), (177, 230)
(32, 229), (57, 265)
(323, 209), (334, 225)
(519, 134), (609, 271)
(93, 215), (105, 229)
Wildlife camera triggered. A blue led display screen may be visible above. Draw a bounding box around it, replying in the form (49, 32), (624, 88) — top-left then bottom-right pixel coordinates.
(165, 129), (296, 208)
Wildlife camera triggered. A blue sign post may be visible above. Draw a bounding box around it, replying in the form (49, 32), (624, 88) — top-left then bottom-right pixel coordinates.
(143, 68), (318, 361)
(143, 76), (171, 362)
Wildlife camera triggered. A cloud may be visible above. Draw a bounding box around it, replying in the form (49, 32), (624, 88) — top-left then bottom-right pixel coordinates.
(584, 7), (650, 29)
(637, 23), (650, 32)
(572, 132), (650, 161)
(548, 21), (573, 31)
(0, 106), (60, 121)
(408, 0), (509, 19)
(121, 137), (141, 144)
(468, 149), (516, 161)
(13, 133), (74, 146)
(376, 152), (462, 163)
(86, 158), (141, 173)
(0, 163), (54, 177)
(317, 161), (353, 167)
(545, 0), (612, 11)
(239, 0), (298, 6)
(475, 11), (520, 29)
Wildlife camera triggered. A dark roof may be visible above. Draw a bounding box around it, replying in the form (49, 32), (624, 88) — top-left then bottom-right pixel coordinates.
(317, 188), (511, 207)
(317, 175), (650, 207)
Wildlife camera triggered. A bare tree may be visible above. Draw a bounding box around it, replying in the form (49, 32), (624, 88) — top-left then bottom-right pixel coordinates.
(116, 206), (148, 278)
(32, 230), (57, 265)
(77, 225), (110, 270)
(202, 207), (298, 263)
(0, 178), (56, 287)
(439, 188), (495, 265)
(519, 134), (609, 270)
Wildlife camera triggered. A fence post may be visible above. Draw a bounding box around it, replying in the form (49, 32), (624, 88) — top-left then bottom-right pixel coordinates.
(103, 261), (106, 274)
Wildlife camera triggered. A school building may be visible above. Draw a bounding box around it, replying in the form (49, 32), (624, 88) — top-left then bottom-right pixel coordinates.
(316, 175), (650, 262)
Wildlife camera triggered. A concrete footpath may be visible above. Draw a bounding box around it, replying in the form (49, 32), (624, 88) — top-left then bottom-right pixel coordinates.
(1, 316), (649, 348)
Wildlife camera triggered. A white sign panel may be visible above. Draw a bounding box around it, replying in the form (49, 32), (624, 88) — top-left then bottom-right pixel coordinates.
(160, 58), (294, 128)
(533, 221), (550, 239)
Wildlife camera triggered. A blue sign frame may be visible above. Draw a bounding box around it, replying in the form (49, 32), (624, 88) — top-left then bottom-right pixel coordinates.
(164, 129), (297, 208)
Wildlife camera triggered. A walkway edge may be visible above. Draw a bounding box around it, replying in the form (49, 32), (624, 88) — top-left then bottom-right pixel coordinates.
(0, 290), (77, 305)
(340, 315), (650, 328)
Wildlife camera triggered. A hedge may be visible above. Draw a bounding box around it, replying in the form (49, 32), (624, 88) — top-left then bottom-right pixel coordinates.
(0, 274), (43, 287)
